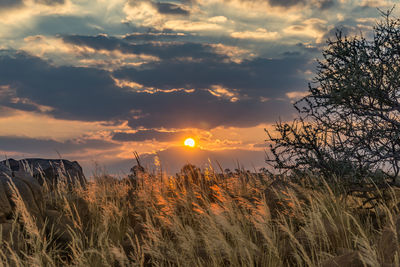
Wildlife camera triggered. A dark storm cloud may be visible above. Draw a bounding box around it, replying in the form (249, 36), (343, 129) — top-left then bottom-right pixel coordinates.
(125, 92), (293, 129)
(123, 32), (186, 41)
(0, 0), (23, 8)
(63, 35), (310, 99)
(0, 0), (66, 8)
(0, 136), (118, 155)
(127, 0), (191, 15)
(114, 56), (308, 99)
(155, 2), (189, 15)
(318, 0), (335, 10)
(0, 50), (297, 129)
(25, 15), (135, 38)
(268, 0), (306, 7)
(0, 51), (131, 121)
(63, 35), (220, 61)
(112, 129), (193, 142)
(35, 0), (65, 5)
(232, 0), (336, 9)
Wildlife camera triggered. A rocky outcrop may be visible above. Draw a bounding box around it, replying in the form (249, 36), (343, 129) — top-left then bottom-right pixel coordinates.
(0, 158), (86, 186)
(0, 159), (86, 246)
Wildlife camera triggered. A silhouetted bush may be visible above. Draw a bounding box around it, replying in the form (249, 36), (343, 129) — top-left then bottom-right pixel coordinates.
(267, 10), (400, 189)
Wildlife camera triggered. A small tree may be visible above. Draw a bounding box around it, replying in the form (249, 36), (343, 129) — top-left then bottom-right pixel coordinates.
(267, 10), (400, 188)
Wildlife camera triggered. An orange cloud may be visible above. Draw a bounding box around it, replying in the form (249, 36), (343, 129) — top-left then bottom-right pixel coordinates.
(164, 20), (223, 31)
(283, 18), (329, 43)
(286, 91), (309, 100)
(0, 108), (127, 141)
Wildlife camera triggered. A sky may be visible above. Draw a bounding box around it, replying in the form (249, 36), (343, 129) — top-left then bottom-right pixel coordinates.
(0, 0), (396, 175)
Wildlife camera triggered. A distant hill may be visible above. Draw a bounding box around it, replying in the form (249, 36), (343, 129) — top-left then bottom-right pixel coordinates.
(139, 146), (267, 174)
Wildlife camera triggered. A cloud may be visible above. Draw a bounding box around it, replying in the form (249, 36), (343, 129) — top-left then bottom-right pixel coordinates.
(62, 34), (219, 61)
(155, 2), (189, 15)
(123, 32), (187, 41)
(318, 17), (377, 44)
(0, 107), (124, 141)
(163, 20), (222, 31)
(113, 55), (309, 99)
(62, 34), (311, 98)
(0, 0), (23, 8)
(284, 18), (329, 42)
(227, 0), (337, 9)
(268, 0), (307, 7)
(0, 136), (118, 155)
(35, 0), (65, 5)
(0, 50), (131, 121)
(360, 0), (391, 8)
(286, 90), (309, 100)
(253, 143), (267, 148)
(208, 16), (228, 23)
(124, 91), (294, 129)
(318, 0), (336, 9)
(123, 0), (226, 32)
(231, 28), (279, 40)
(112, 129), (193, 142)
(0, 50), (298, 130)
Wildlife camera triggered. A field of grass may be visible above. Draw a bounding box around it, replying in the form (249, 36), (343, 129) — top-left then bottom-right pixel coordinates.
(1, 166), (400, 266)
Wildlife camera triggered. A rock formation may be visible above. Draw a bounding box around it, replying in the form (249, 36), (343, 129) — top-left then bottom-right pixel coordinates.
(0, 158), (86, 246)
(0, 158), (86, 186)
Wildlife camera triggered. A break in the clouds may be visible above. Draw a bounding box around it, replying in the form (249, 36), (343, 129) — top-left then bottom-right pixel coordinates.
(0, 0), (395, 174)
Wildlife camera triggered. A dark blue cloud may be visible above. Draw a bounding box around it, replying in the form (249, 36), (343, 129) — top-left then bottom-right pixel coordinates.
(123, 32), (187, 41)
(155, 2), (189, 15)
(268, 0), (306, 6)
(0, 49), (297, 129)
(0, 51), (131, 121)
(0, 0), (66, 9)
(36, 0), (65, 5)
(63, 34), (223, 61)
(114, 56), (308, 99)
(233, 0), (336, 9)
(124, 91), (293, 129)
(0, 0), (23, 8)
(63, 35), (310, 98)
(0, 136), (118, 155)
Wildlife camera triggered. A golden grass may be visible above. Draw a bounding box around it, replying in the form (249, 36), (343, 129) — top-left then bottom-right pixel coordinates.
(1, 169), (400, 266)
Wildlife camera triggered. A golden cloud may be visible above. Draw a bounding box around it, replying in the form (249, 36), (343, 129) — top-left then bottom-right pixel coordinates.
(231, 28), (279, 40)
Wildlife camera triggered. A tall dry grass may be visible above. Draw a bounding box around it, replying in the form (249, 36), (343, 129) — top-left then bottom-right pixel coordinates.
(1, 167), (400, 266)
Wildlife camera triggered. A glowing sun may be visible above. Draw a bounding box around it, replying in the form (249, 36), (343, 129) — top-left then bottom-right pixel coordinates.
(184, 138), (196, 147)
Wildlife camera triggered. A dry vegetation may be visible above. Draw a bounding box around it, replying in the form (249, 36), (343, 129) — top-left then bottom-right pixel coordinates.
(1, 165), (400, 267)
